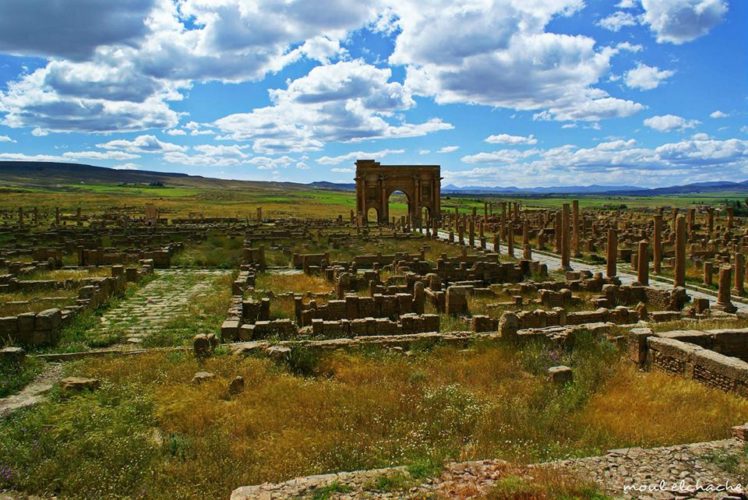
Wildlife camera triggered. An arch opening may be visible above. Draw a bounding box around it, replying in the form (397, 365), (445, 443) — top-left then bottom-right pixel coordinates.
(387, 190), (410, 225)
(366, 207), (379, 226)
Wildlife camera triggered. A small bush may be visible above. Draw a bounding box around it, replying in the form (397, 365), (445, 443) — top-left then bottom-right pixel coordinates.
(285, 346), (321, 377)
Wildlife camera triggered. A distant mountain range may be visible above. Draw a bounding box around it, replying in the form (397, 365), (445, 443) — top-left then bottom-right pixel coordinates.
(441, 184), (647, 194)
(1, 161), (747, 196)
(312, 179), (748, 196)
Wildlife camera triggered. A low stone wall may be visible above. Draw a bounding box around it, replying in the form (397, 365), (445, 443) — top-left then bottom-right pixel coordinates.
(0, 263), (151, 347)
(304, 313), (440, 338)
(79, 244), (176, 268)
(600, 284), (689, 311)
(503, 306), (643, 332)
(630, 327), (748, 396)
(299, 291), (425, 325)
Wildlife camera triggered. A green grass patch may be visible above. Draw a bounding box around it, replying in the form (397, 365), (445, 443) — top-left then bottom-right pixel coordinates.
(0, 356), (44, 398)
(311, 481), (353, 499)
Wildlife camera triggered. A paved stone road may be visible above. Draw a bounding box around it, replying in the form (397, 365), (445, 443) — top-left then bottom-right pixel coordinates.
(95, 269), (230, 345)
(430, 229), (748, 313)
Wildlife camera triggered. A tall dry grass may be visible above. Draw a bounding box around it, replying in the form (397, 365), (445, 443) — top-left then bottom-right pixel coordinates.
(3, 336), (748, 499)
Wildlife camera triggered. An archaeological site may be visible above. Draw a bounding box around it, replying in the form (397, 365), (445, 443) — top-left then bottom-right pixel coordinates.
(0, 1), (746, 498)
(1, 157), (748, 499)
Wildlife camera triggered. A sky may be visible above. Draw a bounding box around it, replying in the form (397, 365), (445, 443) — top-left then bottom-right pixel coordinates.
(0, 0), (745, 188)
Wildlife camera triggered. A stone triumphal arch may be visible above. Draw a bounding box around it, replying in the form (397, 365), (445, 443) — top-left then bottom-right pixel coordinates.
(355, 159), (441, 226)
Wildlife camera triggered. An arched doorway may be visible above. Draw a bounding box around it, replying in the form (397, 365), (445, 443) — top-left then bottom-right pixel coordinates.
(387, 190), (410, 225)
(366, 207), (379, 226)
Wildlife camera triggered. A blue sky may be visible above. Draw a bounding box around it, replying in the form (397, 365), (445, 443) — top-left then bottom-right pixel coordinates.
(0, 0), (745, 188)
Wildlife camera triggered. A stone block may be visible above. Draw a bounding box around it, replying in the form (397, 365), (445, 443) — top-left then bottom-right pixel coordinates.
(548, 366), (573, 385)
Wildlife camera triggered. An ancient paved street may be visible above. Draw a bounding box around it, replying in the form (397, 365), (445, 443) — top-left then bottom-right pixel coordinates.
(94, 269), (230, 345)
(431, 230), (748, 313)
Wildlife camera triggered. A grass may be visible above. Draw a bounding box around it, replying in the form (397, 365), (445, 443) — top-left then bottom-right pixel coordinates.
(311, 481), (353, 499)
(486, 467), (610, 499)
(171, 234), (243, 269)
(3, 334), (748, 498)
(254, 272), (333, 296)
(0, 356), (44, 398)
(701, 444), (748, 485)
(251, 272), (333, 321)
(0, 296), (76, 316)
(24, 267), (114, 281)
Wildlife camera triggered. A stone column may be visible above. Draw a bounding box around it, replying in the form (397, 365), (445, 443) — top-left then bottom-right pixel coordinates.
(703, 261), (713, 286)
(554, 211), (562, 253)
(606, 229), (617, 278)
(507, 224), (515, 257)
(734, 253), (745, 295)
(501, 202), (507, 238)
(561, 203), (571, 270)
(674, 215), (686, 288)
(727, 207), (734, 229)
(522, 218), (529, 245)
(468, 216), (475, 247)
(17, 207), (23, 227)
(637, 240), (649, 286)
(687, 208), (695, 233)
(707, 208), (714, 236)
(653, 214), (663, 274)
(55, 207), (60, 226)
(572, 200), (580, 257)
(523, 243), (532, 260)
(714, 266), (737, 313)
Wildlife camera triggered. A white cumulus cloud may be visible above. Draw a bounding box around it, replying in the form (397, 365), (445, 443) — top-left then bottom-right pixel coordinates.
(644, 114), (700, 132)
(598, 11), (638, 32)
(485, 133), (537, 145)
(641, 0), (728, 44)
(624, 64), (675, 90)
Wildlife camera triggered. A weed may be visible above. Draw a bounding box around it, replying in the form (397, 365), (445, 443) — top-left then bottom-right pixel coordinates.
(311, 481), (353, 499)
(285, 346), (321, 377)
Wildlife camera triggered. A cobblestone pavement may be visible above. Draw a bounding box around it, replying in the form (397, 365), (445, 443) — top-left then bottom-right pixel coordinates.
(232, 439), (748, 499)
(544, 439), (746, 499)
(94, 269), (230, 345)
